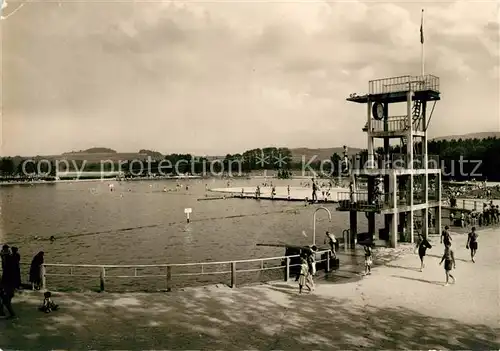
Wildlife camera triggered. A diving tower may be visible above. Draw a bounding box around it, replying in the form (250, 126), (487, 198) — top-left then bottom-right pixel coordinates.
(338, 75), (442, 248)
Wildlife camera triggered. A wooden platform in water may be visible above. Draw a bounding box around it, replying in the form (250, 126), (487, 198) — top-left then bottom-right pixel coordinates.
(231, 194), (337, 203)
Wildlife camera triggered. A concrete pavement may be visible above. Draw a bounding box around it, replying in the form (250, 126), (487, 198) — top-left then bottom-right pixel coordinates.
(1, 229), (499, 350)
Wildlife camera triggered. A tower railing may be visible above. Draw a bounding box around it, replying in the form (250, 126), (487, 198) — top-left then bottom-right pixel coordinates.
(368, 75), (440, 95)
(348, 154), (440, 170)
(336, 191), (390, 212)
(362, 116), (408, 133)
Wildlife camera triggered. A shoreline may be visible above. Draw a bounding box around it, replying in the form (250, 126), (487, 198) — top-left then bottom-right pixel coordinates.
(0, 175), (204, 186)
(15, 225), (489, 294)
(6, 227), (499, 350)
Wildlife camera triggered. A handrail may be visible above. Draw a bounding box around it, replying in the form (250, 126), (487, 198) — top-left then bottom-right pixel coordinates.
(23, 252), (323, 268)
(20, 249), (333, 292)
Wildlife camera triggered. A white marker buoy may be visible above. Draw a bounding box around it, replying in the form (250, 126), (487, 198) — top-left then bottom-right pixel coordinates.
(184, 208), (192, 223)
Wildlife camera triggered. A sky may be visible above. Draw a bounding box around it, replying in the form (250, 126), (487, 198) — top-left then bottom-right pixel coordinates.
(1, 0), (499, 156)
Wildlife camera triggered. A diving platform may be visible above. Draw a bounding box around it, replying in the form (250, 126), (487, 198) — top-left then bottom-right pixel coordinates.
(347, 75), (440, 104)
(341, 73), (443, 248)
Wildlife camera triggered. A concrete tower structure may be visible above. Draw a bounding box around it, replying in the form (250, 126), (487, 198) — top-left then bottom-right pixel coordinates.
(337, 75), (442, 248)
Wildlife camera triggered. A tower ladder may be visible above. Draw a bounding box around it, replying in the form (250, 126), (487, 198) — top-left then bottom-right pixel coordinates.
(412, 100), (422, 129)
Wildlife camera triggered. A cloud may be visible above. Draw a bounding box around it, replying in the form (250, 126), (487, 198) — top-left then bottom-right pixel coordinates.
(1, 0), (499, 156)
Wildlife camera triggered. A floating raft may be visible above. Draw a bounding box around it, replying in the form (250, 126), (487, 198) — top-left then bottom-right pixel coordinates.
(209, 186), (344, 204)
(232, 193), (337, 203)
(197, 196), (234, 201)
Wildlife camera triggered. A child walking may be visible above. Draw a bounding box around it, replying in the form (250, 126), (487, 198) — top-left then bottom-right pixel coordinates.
(298, 257), (312, 294)
(439, 245), (456, 286)
(364, 244), (373, 275)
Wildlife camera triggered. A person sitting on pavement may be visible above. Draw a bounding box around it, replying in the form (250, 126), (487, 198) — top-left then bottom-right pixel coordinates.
(39, 291), (59, 313)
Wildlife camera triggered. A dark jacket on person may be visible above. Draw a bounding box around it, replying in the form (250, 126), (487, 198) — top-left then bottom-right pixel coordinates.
(29, 252), (44, 285)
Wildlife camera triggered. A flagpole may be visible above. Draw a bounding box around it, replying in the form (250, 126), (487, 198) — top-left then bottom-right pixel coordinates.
(420, 9), (425, 77)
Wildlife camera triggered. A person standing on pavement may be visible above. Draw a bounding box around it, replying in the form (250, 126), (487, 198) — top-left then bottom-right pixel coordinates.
(311, 178), (318, 202)
(0, 253), (16, 319)
(305, 246), (317, 291)
(414, 234), (432, 272)
(297, 256), (312, 294)
(364, 244), (373, 275)
(440, 225), (452, 247)
(439, 244), (456, 286)
(466, 226), (479, 263)
(0, 283), (16, 319)
(324, 231), (337, 259)
(10, 247), (21, 289)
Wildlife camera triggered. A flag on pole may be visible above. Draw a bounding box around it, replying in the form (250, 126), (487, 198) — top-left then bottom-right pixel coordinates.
(420, 9), (424, 44)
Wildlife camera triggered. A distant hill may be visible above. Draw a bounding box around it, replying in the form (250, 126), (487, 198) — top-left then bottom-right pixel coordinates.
(289, 147), (362, 162)
(432, 132), (500, 142)
(63, 147), (117, 154)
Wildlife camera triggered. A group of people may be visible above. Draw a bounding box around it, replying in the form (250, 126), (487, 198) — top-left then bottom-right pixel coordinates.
(450, 202), (499, 228)
(1, 246), (46, 319)
(296, 245), (317, 294)
(414, 225), (479, 286)
(311, 179), (333, 202)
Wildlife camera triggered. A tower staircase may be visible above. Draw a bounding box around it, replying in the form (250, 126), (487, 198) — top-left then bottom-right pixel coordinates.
(411, 100), (422, 129)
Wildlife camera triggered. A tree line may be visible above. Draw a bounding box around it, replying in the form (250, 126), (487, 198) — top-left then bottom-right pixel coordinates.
(1, 138), (499, 180)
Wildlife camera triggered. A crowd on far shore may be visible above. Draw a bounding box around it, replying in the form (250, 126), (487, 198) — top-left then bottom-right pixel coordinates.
(448, 201), (499, 228)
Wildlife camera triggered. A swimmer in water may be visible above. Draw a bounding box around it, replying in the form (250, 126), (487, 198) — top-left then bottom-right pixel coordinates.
(49, 236), (55, 242)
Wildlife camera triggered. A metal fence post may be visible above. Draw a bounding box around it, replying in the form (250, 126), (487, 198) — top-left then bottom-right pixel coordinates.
(284, 257), (290, 282)
(231, 262), (236, 288)
(166, 266), (172, 292)
(41, 264), (46, 290)
(326, 251), (330, 272)
(99, 267), (105, 292)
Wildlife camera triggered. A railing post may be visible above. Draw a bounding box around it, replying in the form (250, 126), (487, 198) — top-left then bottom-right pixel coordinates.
(326, 251), (330, 272)
(474, 201), (477, 211)
(462, 199), (465, 209)
(99, 267), (105, 292)
(166, 266), (172, 292)
(284, 257), (290, 282)
(41, 264), (46, 290)
(231, 262), (236, 288)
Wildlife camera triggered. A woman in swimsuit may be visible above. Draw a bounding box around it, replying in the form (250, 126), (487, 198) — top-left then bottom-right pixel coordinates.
(414, 234), (432, 272)
(439, 245), (456, 286)
(466, 226), (478, 263)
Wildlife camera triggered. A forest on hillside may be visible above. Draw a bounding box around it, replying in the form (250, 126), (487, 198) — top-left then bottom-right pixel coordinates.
(1, 138), (500, 181)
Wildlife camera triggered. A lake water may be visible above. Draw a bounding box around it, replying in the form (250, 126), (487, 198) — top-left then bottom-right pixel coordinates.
(1, 178), (373, 290)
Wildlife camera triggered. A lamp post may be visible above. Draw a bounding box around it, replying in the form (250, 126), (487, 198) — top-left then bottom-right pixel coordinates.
(313, 206), (332, 246)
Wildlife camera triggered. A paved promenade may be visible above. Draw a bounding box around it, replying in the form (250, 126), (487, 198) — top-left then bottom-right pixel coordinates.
(1, 229), (499, 350)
